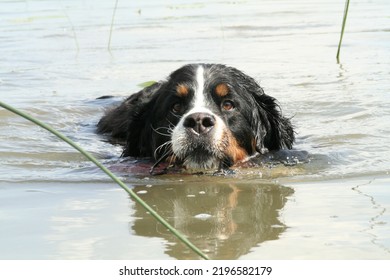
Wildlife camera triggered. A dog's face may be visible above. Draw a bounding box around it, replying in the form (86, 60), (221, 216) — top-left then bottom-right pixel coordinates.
(98, 64), (294, 171)
(160, 65), (259, 169)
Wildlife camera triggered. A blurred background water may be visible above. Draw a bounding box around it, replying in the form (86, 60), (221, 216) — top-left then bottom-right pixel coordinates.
(0, 0), (389, 259)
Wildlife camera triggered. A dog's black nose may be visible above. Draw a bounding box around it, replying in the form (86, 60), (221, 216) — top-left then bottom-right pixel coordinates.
(183, 112), (215, 135)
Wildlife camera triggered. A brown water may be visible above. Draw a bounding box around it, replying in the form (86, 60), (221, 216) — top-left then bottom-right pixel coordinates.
(0, 0), (389, 259)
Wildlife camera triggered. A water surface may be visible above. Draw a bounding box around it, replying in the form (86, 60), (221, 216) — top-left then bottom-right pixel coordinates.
(0, 0), (389, 259)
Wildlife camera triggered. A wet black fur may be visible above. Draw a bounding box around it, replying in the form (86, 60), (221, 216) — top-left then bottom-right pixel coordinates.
(97, 63), (294, 165)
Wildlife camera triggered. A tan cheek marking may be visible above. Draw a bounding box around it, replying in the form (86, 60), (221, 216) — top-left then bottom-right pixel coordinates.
(226, 133), (248, 163)
(215, 83), (229, 97)
(176, 84), (189, 97)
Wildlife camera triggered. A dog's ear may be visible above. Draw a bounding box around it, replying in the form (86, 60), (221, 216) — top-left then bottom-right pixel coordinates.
(250, 87), (295, 153)
(97, 82), (164, 156)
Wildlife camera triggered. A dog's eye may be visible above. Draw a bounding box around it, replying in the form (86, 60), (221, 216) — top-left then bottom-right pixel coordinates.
(222, 100), (235, 111)
(172, 103), (182, 113)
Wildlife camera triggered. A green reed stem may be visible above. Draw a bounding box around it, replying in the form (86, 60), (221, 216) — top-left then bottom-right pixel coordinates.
(0, 100), (209, 260)
(108, 0), (119, 51)
(60, 0), (80, 53)
(336, 0), (350, 62)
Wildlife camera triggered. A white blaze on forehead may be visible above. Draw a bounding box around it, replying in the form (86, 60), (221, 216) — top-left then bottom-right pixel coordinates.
(192, 65), (207, 111)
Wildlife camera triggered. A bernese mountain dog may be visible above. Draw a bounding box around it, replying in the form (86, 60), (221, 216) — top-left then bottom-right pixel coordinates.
(97, 63), (294, 173)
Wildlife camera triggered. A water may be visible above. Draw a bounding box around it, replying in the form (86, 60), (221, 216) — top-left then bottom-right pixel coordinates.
(0, 0), (389, 259)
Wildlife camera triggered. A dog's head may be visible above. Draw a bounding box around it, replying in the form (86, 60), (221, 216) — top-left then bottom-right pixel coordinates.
(98, 64), (294, 171)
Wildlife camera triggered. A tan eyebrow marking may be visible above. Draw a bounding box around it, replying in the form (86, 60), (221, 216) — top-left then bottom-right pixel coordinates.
(215, 83), (229, 97)
(176, 84), (189, 97)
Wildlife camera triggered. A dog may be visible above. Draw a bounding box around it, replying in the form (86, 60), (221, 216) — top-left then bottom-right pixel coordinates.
(97, 63), (294, 173)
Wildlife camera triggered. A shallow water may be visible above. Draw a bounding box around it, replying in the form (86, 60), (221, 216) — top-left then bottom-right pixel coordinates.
(0, 0), (389, 259)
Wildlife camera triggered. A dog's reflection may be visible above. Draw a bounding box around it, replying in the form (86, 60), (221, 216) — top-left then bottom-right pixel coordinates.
(131, 181), (293, 259)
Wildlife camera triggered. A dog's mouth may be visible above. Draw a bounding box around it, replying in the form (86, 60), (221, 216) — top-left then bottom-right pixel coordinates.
(149, 142), (228, 175)
(176, 146), (229, 171)
(149, 124), (251, 174)
(171, 128), (247, 171)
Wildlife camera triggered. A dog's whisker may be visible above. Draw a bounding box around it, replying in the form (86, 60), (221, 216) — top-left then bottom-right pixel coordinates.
(168, 154), (177, 165)
(150, 146), (174, 175)
(150, 124), (172, 137)
(170, 112), (181, 119)
(165, 120), (177, 135)
(165, 118), (177, 127)
(155, 142), (172, 155)
(153, 141), (172, 160)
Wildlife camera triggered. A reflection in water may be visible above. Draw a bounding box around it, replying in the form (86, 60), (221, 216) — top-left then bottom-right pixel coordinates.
(131, 181), (293, 259)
